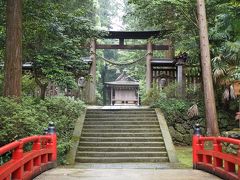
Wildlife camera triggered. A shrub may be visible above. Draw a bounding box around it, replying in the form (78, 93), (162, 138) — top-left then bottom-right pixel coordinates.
(22, 74), (37, 96)
(141, 82), (161, 105)
(152, 95), (236, 145)
(40, 97), (85, 163)
(0, 96), (85, 164)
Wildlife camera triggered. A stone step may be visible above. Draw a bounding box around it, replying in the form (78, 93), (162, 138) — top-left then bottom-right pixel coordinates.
(75, 157), (169, 163)
(85, 114), (157, 118)
(82, 129), (161, 133)
(75, 108), (169, 164)
(84, 121), (159, 125)
(79, 142), (165, 147)
(78, 147), (166, 152)
(86, 109), (154, 112)
(76, 152), (168, 158)
(84, 117), (158, 121)
(80, 137), (163, 142)
(81, 133), (162, 137)
(83, 125), (160, 129)
(86, 111), (156, 115)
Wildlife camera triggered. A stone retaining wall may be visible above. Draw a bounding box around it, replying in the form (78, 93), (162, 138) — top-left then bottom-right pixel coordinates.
(166, 111), (238, 145)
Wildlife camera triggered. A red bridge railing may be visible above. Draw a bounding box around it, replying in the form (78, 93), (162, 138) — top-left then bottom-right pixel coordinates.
(0, 122), (57, 180)
(192, 124), (240, 180)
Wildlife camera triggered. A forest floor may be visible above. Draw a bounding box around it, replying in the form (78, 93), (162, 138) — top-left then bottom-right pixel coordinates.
(175, 146), (192, 168)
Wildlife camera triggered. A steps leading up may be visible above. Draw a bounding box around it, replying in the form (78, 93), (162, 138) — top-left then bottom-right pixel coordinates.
(75, 108), (169, 163)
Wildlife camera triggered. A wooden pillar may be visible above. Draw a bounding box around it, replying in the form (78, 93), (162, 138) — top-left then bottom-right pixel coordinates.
(164, 39), (174, 59)
(197, 0), (219, 136)
(176, 63), (185, 97)
(146, 40), (153, 91)
(110, 87), (113, 105)
(137, 88), (140, 106)
(88, 39), (96, 104)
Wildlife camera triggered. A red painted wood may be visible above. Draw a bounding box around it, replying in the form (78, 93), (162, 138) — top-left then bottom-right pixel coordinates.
(0, 134), (57, 180)
(192, 135), (240, 180)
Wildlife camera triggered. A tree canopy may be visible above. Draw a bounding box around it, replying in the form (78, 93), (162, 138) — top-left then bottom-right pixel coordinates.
(126, 0), (240, 80)
(0, 0), (107, 99)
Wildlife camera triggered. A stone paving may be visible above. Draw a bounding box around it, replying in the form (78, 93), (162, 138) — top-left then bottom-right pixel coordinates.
(71, 162), (180, 169)
(35, 168), (221, 180)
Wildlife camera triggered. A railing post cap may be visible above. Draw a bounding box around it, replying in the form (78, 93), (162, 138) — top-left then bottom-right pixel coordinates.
(48, 122), (56, 134)
(43, 128), (48, 135)
(194, 123), (201, 136)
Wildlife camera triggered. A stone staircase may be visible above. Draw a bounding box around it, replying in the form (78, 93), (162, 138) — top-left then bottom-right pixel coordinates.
(75, 108), (169, 163)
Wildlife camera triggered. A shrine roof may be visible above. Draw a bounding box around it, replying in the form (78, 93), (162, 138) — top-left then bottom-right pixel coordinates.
(105, 71), (139, 86)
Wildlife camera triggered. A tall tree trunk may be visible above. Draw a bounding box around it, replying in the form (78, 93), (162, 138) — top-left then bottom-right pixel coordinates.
(34, 77), (48, 100)
(3, 0), (22, 98)
(40, 84), (47, 100)
(197, 0), (219, 136)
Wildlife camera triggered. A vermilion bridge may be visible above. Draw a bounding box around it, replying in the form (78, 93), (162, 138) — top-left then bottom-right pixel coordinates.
(0, 123), (239, 180)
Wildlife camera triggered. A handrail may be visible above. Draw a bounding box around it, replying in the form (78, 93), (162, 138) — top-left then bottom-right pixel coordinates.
(192, 124), (240, 180)
(198, 136), (240, 145)
(0, 122), (57, 180)
(0, 141), (20, 156)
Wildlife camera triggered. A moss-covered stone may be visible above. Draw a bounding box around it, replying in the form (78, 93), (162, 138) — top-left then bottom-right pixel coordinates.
(175, 123), (186, 134)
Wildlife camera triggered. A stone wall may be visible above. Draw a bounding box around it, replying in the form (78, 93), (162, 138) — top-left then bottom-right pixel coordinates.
(166, 111), (238, 145)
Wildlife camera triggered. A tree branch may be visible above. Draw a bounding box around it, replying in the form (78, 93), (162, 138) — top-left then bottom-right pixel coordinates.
(178, 8), (199, 29)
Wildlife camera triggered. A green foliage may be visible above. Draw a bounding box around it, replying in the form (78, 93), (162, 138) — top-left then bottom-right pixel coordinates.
(152, 98), (191, 118)
(141, 82), (161, 106)
(0, 97), (42, 145)
(0, 96), (85, 164)
(22, 74), (37, 96)
(207, 3), (240, 107)
(21, 0), (103, 92)
(141, 82), (185, 105)
(40, 96), (85, 163)
(127, 0), (240, 115)
(161, 83), (179, 98)
(0, 72), (38, 97)
(175, 146), (192, 168)
(127, 0), (240, 78)
(0, 0), (106, 99)
(151, 85), (237, 140)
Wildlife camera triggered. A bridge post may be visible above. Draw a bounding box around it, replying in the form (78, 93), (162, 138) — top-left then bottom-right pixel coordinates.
(47, 122), (57, 161)
(33, 136), (41, 150)
(146, 40), (153, 91)
(12, 141), (24, 179)
(192, 124), (202, 169)
(213, 138), (223, 169)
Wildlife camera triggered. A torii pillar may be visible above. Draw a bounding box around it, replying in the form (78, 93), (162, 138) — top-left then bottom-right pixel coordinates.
(146, 40), (153, 91)
(88, 38), (97, 104)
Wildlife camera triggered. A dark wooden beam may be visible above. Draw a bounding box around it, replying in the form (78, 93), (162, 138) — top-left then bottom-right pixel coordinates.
(119, 39), (124, 46)
(152, 68), (176, 71)
(103, 31), (170, 39)
(96, 44), (169, 50)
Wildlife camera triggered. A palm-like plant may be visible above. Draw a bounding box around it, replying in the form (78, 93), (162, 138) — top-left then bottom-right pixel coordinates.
(210, 11), (240, 95)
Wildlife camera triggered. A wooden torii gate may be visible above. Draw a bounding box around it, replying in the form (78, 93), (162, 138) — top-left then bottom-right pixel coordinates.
(86, 31), (180, 104)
